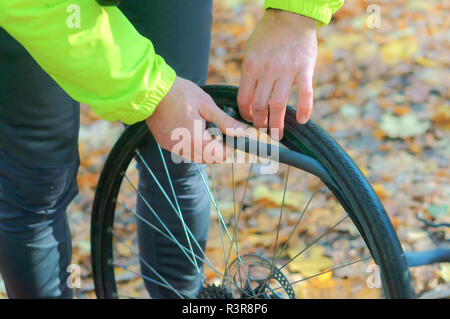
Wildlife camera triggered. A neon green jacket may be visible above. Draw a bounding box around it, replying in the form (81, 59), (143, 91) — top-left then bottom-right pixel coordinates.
(0, 0), (343, 125)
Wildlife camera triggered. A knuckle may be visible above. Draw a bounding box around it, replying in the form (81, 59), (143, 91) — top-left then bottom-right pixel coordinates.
(253, 113), (267, 126)
(253, 101), (266, 112)
(270, 101), (285, 112)
(301, 87), (313, 98)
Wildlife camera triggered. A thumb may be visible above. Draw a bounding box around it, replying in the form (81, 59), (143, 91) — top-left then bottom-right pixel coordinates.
(200, 101), (247, 137)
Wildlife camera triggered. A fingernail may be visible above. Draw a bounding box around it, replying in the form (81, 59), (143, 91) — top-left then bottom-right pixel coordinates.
(298, 115), (307, 124)
(241, 114), (252, 123)
(272, 134), (281, 141)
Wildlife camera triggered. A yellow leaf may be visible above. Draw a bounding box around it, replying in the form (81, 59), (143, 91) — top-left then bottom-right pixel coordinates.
(355, 287), (382, 299)
(359, 166), (369, 177)
(432, 105), (450, 130)
(381, 37), (418, 66)
(416, 56), (437, 68)
(315, 270), (333, 281)
(116, 240), (134, 257)
(243, 233), (273, 248)
(380, 113), (430, 138)
(286, 237), (306, 255)
(439, 263), (450, 283)
(302, 207), (343, 237)
(287, 245), (333, 277)
(294, 272), (351, 299)
(308, 271), (335, 289)
(252, 185), (304, 208)
(372, 183), (388, 200)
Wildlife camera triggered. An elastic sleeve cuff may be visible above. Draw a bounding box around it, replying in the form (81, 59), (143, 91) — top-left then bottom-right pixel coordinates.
(119, 62), (177, 125)
(264, 0), (339, 26)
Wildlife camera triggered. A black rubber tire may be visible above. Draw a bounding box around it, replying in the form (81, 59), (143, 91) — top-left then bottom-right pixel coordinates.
(91, 85), (416, 299)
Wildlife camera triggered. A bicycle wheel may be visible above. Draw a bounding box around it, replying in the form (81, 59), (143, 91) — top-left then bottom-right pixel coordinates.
(91, 85), (415, 299)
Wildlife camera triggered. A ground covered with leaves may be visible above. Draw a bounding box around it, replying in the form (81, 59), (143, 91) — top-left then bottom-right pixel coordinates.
(0, 0), (448, 299)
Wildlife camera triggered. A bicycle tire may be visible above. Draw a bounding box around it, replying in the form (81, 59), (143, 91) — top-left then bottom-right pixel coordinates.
(91, 85), (415, 299)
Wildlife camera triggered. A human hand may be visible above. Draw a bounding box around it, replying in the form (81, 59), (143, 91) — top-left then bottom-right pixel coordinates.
(238, 9), (317, 140)
(146, 77), (246, 163)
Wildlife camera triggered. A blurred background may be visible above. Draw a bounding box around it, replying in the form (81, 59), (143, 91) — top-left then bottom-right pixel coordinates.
(1, 0), (448, 298)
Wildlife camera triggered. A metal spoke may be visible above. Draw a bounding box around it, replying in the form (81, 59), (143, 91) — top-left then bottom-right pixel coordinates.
(280, 214), (349, 271)
(155, 145), (204, 271)
(136, 150), (200, 275)
(289, 256), (370, 286)
(257, 166), (290, 295)
(208, 164), (231, 286)
(116, 201), (224, 280)
(276, 181), (322, 258)
(230, 162), (243, 289)
(195, 163), (255, 293)
(105, 122), (385, 301)
(135, 152), (222, 284)
(124, 175), (200, 277)
(112, 231), (186, 298)
(250, 256), (371, 299)
(271, 166), (290, 264)
(223, 162), (254, 287)
(113, 263), (172, 291)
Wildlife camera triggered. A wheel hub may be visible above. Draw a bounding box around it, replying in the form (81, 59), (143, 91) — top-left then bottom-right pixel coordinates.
(197, 284), (233, 299)
(197, 254), (295, 299)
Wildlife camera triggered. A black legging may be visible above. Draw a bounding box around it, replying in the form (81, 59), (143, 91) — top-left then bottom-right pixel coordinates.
(0, 0), (213, 298)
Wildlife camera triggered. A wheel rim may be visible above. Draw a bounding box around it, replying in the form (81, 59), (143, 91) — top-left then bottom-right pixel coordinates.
(91, 85), (415, 299)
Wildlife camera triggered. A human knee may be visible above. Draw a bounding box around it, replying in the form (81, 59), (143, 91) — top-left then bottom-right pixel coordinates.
(0, 154), (79, 215)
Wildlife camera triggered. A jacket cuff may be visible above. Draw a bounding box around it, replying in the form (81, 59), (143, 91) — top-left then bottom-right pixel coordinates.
(264, 0), (337, 26)
(120, 62), (176, 125)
